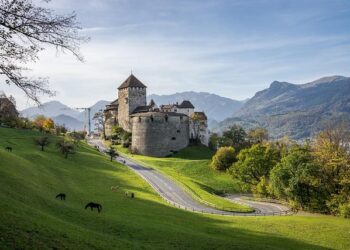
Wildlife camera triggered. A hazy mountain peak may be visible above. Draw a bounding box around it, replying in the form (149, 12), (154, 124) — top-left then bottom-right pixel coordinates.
(218, 75), (350, 139)
(304, 75), (348, 87)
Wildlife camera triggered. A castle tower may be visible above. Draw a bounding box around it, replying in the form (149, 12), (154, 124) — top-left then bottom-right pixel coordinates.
(117, 74), (147, 131)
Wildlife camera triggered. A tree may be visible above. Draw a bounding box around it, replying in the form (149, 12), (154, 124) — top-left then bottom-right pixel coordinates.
(190, 112), (204, 144)
(230, 143), (280, 189)
(0, 0), (87, 103)
(313, 124), (350, 214)
(208, 133), (219, 151)
(34, 136), (49, 151)
(106, 146), (118, 161)
(56, 140), (75, 159)
(210, 146), (236, 171)
(220, 125), (247, 151)
(43, 118), (54, 132)
(93, 110), (106, 139)
(248, 127), (268, 144)
(270, 145), (323, 211)
(33, 115), (46, 131)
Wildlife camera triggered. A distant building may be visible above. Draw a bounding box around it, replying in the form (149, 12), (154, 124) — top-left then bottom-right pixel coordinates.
(104, 74), (209, 157)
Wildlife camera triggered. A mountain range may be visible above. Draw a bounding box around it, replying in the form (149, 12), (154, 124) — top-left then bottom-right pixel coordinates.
(214, 76), (350, 139)
(148, 91), (244, 122)
(21, 92), (243, 131)
(20, 76), (350, 139)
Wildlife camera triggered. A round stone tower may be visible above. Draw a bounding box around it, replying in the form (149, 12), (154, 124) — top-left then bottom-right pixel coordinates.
(117, 74), (147, 132)
(130, 112), (189, 157)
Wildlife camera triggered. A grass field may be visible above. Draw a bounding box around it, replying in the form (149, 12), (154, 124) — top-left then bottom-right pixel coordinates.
(0, 128), (349, 249)
(116, 145), (253, 212)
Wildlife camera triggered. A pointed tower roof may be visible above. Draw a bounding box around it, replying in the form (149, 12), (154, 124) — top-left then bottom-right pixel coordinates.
(118, 74), (147, 89)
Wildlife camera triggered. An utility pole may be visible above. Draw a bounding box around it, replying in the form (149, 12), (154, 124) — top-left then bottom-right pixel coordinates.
(61, 107), (92, 135)
(75, 107), (92, 135)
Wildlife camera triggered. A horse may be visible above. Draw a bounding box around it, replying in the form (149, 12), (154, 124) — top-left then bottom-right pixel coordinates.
(85, 202), (102, 213)
(56, 193), (66, 200)
(111, 186), (119, 192)
(5, 146), (12, 152)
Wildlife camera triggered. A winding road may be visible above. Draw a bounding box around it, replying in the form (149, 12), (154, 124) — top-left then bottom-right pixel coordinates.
(88, 139), (290, 216)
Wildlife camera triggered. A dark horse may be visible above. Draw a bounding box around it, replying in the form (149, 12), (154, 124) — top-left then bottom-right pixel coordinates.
(56, 193), (66, 200)
(85, 202), (102, 213)
(5, 146), (12, 152)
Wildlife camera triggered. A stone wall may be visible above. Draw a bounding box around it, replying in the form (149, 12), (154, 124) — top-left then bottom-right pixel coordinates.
(118, 87), (146, 132)
(131, 112), (189, 157)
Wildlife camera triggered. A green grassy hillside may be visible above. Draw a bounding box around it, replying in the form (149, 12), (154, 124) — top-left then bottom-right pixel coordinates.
(116, 145), (251, 212)
(0, 128), (349, 249)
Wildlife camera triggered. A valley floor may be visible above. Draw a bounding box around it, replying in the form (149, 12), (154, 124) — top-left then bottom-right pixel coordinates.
(0, 128), (349, 249)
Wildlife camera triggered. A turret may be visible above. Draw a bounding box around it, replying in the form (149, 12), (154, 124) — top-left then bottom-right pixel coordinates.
(117, 74), (147, 131)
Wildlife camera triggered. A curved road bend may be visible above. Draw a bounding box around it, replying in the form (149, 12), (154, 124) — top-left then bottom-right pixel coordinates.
(88, 139), (290, 216)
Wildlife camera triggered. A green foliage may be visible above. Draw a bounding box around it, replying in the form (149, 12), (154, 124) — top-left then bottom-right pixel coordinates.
(210, 146), (236, 171)
(220, 125), (248, 150)
(208, 133), (219, 150)
(248, 127), (269, 144)
(270, 145), (324, 211)
(230, 143), (280, 189)
(111, 125), (131, 147)
(339, 202), (350, 218)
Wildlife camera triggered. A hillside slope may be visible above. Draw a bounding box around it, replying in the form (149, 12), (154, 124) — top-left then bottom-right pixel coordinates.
(215, 76), (350, 139)
(0, 128), (349, 249)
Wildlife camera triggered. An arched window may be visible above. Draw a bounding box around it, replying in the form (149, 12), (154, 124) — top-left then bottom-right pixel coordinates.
(165, 114), (168, 122)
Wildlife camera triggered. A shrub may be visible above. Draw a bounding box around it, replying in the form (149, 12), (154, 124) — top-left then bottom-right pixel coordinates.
(339, 202), (350, 218)
(210, 146), (235, 171)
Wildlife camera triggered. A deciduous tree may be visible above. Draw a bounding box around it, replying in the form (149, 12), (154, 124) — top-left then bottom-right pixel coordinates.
(0, 0), (87, 103)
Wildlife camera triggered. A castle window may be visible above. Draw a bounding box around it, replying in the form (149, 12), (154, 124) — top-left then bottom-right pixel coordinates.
(171, 137), (176, 140)
(180, 116), (183, 121)
(125, 97), (128, 104)
(177, 130), (180, 133)
(165, 114), (168, 122)
(150, 115), (154, 122)
(138, 117), (141, 123)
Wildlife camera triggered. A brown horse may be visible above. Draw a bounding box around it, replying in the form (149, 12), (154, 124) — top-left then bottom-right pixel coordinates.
(5, 146), (12, 152)
(85, 202), (102, 213)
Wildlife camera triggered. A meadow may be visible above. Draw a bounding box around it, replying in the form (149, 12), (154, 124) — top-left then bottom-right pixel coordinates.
(0, 128), (349, 249)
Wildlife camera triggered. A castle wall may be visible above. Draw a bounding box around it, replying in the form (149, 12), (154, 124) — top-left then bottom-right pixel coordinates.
(131, 113), (189, 157)
(118, 87), (146, 132)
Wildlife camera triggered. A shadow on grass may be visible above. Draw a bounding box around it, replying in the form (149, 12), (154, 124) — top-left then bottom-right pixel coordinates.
(172, 145), (214, 160)
(192, 180), (224, 195)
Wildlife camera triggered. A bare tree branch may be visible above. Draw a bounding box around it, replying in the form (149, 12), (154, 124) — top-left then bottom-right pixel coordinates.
(0, 0), (88, 104)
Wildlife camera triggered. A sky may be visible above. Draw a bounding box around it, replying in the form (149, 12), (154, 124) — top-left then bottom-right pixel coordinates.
(2, 0), (350, 110)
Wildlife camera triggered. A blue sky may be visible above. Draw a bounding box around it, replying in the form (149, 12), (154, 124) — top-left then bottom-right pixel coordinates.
(3, 0), (350, 109)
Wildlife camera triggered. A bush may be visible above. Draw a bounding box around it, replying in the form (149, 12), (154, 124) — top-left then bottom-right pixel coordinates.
(339, 202), (350, 218)
(210, 146), (235, 171)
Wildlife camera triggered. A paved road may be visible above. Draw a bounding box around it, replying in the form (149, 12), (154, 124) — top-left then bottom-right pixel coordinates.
(88, 139), (290, 216)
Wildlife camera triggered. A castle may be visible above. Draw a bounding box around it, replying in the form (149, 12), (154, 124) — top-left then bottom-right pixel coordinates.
(104, 74), (209, 157)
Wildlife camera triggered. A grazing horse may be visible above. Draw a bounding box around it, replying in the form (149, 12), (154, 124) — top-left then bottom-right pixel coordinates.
(85, 202), (102, 213)
(111, 186), (119, 192)
(5, 146), (12, 152)
(56, 193), (66, 200)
